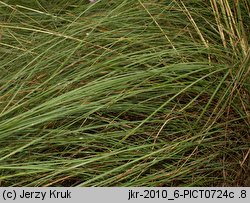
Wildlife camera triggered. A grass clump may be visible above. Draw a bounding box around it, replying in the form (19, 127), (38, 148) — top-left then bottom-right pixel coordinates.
(0, 0), (249, 186)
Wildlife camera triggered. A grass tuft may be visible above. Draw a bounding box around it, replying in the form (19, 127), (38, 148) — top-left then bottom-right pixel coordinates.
(0, 0), (249, 186)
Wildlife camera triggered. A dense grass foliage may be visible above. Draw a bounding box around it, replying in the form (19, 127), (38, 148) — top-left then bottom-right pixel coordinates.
(0, 0), (249, 186)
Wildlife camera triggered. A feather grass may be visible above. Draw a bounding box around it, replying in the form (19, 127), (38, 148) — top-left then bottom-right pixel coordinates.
(0, 0), (249, 186)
